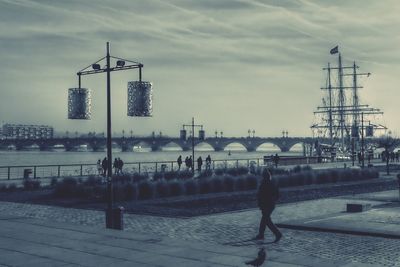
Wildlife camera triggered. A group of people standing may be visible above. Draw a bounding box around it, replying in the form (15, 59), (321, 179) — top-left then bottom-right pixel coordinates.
(177, 155), (212, 172)
(96, 157), (124, 176)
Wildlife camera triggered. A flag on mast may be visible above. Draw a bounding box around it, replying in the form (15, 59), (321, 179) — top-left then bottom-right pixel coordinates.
(330, 45), (339, 54)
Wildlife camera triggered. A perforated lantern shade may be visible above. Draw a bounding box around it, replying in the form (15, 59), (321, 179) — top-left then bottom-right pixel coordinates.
(199, 130), (205, 141)
(127, 81), (153, 117)
(68, 88), (91, 120)
(366, 126), (374, 137)
(180, 130), (187, 140)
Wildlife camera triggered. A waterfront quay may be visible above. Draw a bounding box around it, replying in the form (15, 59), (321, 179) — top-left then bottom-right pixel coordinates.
(0, 155), (347, 181)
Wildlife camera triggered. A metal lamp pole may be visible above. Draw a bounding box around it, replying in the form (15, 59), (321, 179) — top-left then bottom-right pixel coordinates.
(75, 42), (143, 229)
(183, 117), (203, 173)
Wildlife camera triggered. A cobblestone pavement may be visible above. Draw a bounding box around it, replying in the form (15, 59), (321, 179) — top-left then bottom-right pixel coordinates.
(1, 192), (400, 266)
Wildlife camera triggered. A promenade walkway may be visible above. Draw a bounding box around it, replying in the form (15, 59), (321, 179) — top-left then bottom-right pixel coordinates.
(0, 188), (399, 266)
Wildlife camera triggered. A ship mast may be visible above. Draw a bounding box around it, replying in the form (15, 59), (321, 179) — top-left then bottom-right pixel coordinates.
(311, 46), (386, 160)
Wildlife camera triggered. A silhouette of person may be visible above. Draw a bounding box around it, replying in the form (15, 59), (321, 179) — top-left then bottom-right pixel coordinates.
(274, 154), (280, 168)
(177, 155), (182, 170)
(101, 157), (108, 176)
(255, 169), (282, 242)
(188, 156), (193, 171)
(206, 155), (211, 170)
(113, 158), (118, 174)
(197, 156), (203, 172)
(119, 158), (124, 174)
(185, 156), (189, 170)
(96, 159), (102, 175)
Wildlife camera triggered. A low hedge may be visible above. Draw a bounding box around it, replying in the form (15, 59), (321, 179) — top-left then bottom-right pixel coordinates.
(50, 167), (380, 201)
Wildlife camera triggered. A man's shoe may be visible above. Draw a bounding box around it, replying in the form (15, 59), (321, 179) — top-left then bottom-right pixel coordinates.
(253, 235), (264, 240)
(273, 233), (282, 243)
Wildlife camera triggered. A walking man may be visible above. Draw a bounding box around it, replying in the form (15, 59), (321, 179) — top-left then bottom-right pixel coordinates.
(101, 157), (108, 176)
(177, 155), (182, 171)
(255, 169), (282, 242)
(197, 156), (203, 172)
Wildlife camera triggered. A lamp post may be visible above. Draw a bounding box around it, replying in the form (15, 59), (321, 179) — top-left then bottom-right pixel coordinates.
(68, 42), (150, 229)
(183, 118), (203, 173)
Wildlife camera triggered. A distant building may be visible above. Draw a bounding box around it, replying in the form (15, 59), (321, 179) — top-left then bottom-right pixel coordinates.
(2, 124), (54, 139)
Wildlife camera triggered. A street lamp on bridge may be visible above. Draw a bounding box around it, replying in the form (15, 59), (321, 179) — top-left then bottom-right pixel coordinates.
(67, 42), (152, 229)
(183, 118), (203, 173)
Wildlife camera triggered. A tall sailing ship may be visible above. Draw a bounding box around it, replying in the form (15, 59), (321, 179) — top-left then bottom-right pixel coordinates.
(311, 46), (386, 159)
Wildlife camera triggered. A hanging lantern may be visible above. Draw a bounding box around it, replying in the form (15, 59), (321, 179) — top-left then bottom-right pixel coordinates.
(180, 129), (187, 140)
(199, 130), (205, 141)
(68, 88), (91, 120)
(351, 126), (359, 138)
(127, 81), (153, 117)
(366, 126), (374, 137)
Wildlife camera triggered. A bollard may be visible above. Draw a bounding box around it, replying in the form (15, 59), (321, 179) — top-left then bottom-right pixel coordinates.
(106, 206), (124, 230)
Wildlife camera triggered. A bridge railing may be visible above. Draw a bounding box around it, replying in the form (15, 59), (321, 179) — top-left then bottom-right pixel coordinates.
(0, 156), (337, 181)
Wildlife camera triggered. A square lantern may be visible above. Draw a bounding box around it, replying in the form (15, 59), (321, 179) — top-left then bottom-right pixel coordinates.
(68, 88), (92, 119)
(127, 81), (153, 117)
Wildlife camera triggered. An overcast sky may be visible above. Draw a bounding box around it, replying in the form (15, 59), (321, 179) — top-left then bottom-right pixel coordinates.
(1, 0), (399, 137)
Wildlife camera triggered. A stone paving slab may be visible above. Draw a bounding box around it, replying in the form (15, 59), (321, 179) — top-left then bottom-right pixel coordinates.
(1, 190), (400, 266)
(0, 215), (363, 267)
(278, 191), (400, 240)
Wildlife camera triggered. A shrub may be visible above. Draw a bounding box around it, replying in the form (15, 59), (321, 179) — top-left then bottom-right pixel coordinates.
(184, 180), (198, 195)
(214, 168), (225, 176)
(198, 169), (213, 178)
(23, 179), (41, 190)
(178, 170), (194, 180)
(138, 181), (155, 200)
(50, 177), (58, 187)
(155, 181), (170, 197)
(164, 171), (178, 181)
(84, 175), (103, 186)
(153, 172), (163, 181)
(8, 183), (17, 191)
(234, 176), (246, 191)
(223, 175), (235, 192)
(54, 177), (78, 197)
(113, 185), (127, 202)
(75, 185), (94, 198)
(93, 185), (106, 200)
(199, 179), (212, 194)
(113, 174), (131, 184)
(301, 165), (313, 172)
(210, 177), (224, 193)
(132, 173), (148, 183)
(124, 183), (138, 201)
(169, 181), (185, 196)
(245, 174), (259, 190)
(226, 167), (248, 176)
(292, 165), (302, 173)
(0, 183), (7, 191)
(314, 171), (329, 184)
(277, 175), (290, 188)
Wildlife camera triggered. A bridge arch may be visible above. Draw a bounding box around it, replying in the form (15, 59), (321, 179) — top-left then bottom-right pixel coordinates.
(288, 142), (305, 153)
(255, 142), (282, 152)
(194, 142), (215, 151)
(161, 141), (183, 151)
(223, 142), (248, 152)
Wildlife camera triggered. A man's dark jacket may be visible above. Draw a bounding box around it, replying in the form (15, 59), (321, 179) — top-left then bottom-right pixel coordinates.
(257, 179), (279, 209)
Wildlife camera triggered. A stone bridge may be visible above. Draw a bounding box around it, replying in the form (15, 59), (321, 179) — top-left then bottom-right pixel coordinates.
(1, 136), (395, 153)
(0, 136), (317, 152)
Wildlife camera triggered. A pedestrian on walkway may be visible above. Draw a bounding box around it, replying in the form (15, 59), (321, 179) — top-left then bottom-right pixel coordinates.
(206, 155), (212, 170)
(254, 169), (282, 242)
(188, 156), (193, 171)
(185, 156), (189, 170)
(197, 156), (203, 172)
(177, 155), (182, 171)
(101, 157), (108, 176)
(96, 159), (102, 175)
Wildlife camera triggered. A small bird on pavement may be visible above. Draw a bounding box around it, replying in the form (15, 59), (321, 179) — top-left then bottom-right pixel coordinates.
(245, 248), (266, 267)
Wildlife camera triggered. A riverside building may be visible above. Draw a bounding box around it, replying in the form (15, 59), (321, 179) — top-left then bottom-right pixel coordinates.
(2, 124), (54, 139)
